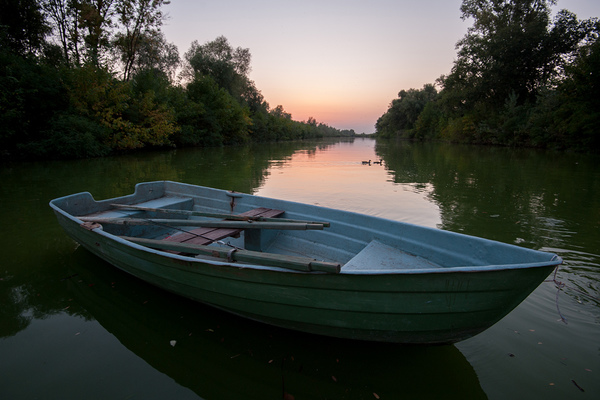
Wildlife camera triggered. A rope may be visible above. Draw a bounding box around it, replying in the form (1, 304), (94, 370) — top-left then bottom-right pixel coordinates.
(216, 240), (243, 250)
(226, 248), (237, 262)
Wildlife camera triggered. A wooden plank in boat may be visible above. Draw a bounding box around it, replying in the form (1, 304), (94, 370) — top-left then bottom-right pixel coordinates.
(164, 207), (284, 247)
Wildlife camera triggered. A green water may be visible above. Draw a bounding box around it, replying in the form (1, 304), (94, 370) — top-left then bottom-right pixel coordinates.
(0, 138), (598, 399)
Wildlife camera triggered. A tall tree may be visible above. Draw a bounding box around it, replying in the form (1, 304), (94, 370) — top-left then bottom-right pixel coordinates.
(129, 30), (179, 80)
(0, 0), (50, 56)
(113, 0), (168, 81)
(444, 0), (589, 112)
(42, 0), (72, 63)
(43, 0), (116, 67)
(79, 0), (115, 67)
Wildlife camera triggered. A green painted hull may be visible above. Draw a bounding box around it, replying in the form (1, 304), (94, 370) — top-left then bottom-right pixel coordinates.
(50, 181), (561, 344)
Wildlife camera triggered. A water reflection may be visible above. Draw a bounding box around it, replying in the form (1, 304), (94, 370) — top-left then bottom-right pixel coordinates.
(254, 138), (442, 227)
(377, 141), (598, 244)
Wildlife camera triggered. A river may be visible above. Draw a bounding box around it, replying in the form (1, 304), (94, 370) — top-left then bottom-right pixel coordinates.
(0, 138), (598, 399)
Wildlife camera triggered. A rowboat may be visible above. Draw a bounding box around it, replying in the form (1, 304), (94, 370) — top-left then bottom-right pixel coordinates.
(50, 181), (562, 344)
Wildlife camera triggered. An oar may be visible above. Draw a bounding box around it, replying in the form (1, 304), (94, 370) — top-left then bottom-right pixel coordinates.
(110, 203), (331, 227)
(79, 217), (325, 230)
(120, 236), (341, 273)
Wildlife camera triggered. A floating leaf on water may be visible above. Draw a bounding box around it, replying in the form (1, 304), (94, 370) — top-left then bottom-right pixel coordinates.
(170, 340), (176, 347)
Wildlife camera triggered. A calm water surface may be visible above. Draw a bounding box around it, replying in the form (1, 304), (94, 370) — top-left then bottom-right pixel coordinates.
(0, 138), (598, 399)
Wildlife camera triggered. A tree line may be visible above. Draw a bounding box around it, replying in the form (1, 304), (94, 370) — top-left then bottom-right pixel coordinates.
(376, 0), (599, 153)
(0, 0), (355, 160)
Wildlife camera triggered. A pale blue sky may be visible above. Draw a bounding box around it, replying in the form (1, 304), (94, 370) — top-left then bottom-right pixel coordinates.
(162, 0), (600, 133)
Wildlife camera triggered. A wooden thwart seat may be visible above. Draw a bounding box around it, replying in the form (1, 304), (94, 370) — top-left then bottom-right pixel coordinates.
(163, 207), (284, 248)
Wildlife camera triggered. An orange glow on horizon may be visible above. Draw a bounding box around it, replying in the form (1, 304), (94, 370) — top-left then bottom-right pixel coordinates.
(264, 95), (385, 132)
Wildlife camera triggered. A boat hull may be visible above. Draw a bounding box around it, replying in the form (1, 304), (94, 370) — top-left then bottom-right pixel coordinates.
(50, 181), (561, 344)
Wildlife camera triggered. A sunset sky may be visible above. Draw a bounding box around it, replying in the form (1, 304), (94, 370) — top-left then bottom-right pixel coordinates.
(162, 0), (600, 134)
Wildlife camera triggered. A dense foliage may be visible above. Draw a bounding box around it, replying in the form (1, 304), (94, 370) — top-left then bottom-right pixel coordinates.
(376, 0), (599, 152)
(0, 0), (355, 160)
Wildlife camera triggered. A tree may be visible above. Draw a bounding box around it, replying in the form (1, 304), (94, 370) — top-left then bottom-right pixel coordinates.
(177, 75), (251, 146)
(0, 49), (67, 157)
(79, 0), (116, 67)
(445, 0), (589, 112)
(183, 36), (251, 96)
(239, 78), (268, 114)
(42, 0), (73, 63)
(42, 0), (116, 67)
(375, 84), (438, 138)
(131, 30), (179, 81)
(0, 0), (50, 56)
(113, 0), (168, 80)
(542, 24), (600, 150)
(270, 105), (292, 120)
